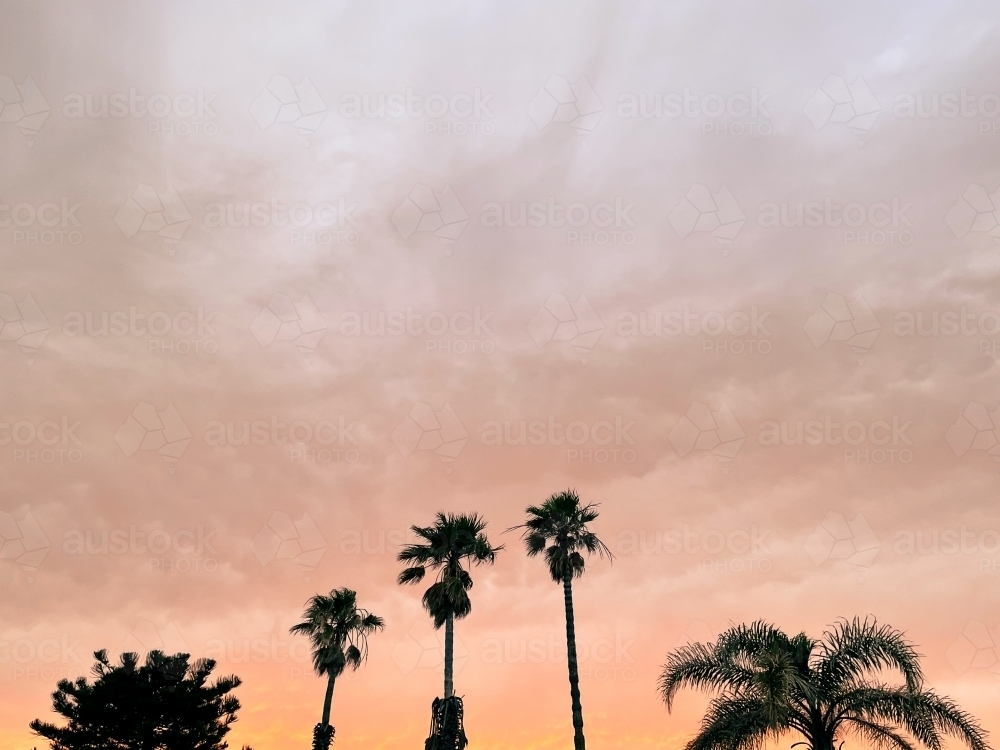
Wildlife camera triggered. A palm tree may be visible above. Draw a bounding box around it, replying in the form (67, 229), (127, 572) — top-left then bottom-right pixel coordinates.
(659, 618), (991, 750)
(508, 489), (613, 750)
(290, 588), (384, 749)
(397, 512), (502, 698)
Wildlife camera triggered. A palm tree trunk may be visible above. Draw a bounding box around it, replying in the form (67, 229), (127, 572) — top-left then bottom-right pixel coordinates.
(563, 571), (586, 750)
(321, 673), (337, 727)
(444, 613), (455, 698)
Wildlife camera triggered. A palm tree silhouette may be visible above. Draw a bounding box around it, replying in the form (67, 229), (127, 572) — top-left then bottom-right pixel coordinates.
(659, 618), (991, 750)
(397, 512), (502, 699)
(290, 588), (384, 749)
(508, 490), (612, 750)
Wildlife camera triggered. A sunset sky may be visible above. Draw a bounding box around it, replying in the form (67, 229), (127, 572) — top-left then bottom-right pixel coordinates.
(2, 1), (1000, 749)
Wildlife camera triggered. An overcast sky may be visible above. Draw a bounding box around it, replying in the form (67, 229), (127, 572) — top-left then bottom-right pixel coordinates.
(1, 1), (999, 749)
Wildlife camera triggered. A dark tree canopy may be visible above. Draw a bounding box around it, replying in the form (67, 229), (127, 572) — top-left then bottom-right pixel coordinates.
(30, 649), (249, 750)
(659, 619), (990, 750)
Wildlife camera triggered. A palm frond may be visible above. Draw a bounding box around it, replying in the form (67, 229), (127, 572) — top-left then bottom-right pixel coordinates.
(685, 694), (783, 750)
(659, 641), (759, 709)
(817, 618), (923, 693)
(843, 717), (918, 750)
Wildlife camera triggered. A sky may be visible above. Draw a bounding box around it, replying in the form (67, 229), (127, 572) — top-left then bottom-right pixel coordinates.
(1, 0), (1000, 748)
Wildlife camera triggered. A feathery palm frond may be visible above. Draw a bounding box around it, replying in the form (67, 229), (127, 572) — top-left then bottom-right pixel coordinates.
(659, 619), (991, 750)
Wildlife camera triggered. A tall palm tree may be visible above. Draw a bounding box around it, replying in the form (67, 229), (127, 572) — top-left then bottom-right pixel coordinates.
(659, 618), (991, 750)
(290, 588), (384, 749)
(508, 489), (612, 750)
(397, 512), (502, 698)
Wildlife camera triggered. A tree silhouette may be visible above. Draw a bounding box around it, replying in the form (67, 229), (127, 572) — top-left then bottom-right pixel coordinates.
(397, 512), (502, 699)
(290, 588), (384, 750)
(659, 618), (991, 750)
(30, 649), (248, 750)
(508, 489), (612, 750)
(398, 512), (501, 750)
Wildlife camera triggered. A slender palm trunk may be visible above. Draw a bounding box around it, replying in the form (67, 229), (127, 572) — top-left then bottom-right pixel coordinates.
(320, 673), (337, 727)
(444, 613), (455, 698)
(563, 571), (586, 750)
